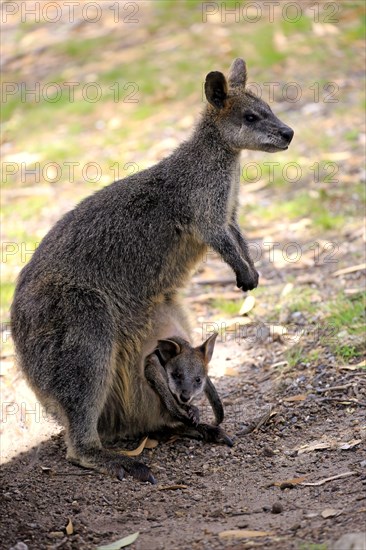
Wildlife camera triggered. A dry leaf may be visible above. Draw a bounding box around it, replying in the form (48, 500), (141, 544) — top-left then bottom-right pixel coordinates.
(144, 438), (159, 449)
(119, 437), (148, 457)
(338, 439), (362, 450)
(295, 436), (363, 454)
(219, 530), (273, 540)
(321, 508), (340, 518)
(270, 324), (288, 342)
(158, 484), (188, 491)
(225, 367), (239, 377)
(273, 476), (307, 487)
(239, 295), (255, 315)
(224, 316), (252, 329)
(167, 435), (180, 444)
(97, 532), (139, 550)
(283, 394), (307, 402)
(296, 438), (333, 454)
(65, 518), (73, 536)
(281, 282), (294, 297)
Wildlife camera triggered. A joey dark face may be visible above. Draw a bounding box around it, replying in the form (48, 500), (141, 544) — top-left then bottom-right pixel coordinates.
(156, 333), (218, 405)
(205, 58), (294, 153)
(165, 354), (206, 404)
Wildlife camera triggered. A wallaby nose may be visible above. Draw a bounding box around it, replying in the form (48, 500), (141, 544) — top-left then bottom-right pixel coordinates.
(180, 393), (190, 403)
(279, 126), (294, 143)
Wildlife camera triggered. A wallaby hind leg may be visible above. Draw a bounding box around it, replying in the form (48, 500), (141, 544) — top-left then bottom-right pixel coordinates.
(13, 285), (155, 483)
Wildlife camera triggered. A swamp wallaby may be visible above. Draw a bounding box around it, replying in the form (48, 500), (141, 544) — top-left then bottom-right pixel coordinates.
(11, 58), (294, 483)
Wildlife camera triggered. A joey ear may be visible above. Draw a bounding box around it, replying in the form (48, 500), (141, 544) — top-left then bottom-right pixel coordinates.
(198, 332), (218, 363)
(156, 339), (181, 364)
(228, 58), (247, 90)
(205, 71), (228, 109)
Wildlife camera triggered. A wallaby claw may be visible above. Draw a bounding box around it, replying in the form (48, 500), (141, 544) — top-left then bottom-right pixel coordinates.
(185, 404), (200, 426)
(222, 432), (234, 447)
(117, 468), (125, 481)
(126, 461), (156, 484)
(199, 423), (233, 447)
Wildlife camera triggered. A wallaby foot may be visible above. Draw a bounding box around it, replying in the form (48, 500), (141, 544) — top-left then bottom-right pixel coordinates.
(149, 424), (233, 448)
(67, 445), (156, 483)
(195, 422), (234, 447)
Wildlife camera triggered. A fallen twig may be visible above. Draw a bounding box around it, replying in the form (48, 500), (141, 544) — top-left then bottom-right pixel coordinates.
(316, 383), (355, 393)
(315, 397), (366, 406)
(331, 263), (366, 277)
(158, 484), (188, 491)
(301, 471), (357, 486)
(237, 407), (275, 435)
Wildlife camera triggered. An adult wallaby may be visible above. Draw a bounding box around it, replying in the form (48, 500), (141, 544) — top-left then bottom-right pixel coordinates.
(11, 58), (294, 483)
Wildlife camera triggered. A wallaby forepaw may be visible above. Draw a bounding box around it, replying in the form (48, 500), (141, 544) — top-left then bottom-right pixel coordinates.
(236, 268), (259, 291)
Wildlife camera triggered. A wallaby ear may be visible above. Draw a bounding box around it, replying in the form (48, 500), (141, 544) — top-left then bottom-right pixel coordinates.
(156, 339), (181, 364)
(205, 71), (228, 109)
(228, 58), (247, 90)
(198, 332), (218, 363)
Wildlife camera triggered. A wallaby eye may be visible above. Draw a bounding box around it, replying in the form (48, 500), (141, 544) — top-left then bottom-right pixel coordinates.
(244, 113), (258, 123)
(173, 372), (182, 380)
(195, 377), (202, 384)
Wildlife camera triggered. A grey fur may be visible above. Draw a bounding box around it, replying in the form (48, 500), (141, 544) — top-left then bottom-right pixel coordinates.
(11, 58), (293, 482)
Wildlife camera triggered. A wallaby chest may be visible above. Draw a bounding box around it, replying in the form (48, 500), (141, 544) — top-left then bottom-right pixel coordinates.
(225, 165), (241, 222)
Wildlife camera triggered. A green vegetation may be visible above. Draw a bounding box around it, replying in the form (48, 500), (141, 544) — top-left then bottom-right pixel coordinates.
(299, 543), (328, 550)
(212, 299), (241, 316)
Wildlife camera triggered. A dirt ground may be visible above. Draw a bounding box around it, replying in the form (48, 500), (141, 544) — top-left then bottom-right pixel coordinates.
(1, 250), (365, 550)
(1, 2), (366, 549)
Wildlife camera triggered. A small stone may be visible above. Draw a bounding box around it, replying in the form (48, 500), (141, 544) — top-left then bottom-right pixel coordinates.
(9, 544), (29, 550)
(262, 446), (275, 457)
(48, 531), (64, 539)
(262, 505), (271, 512)
(271, 502), (283, 514)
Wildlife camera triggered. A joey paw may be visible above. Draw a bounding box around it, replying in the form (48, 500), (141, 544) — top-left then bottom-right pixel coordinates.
(185, 404), (200, 426)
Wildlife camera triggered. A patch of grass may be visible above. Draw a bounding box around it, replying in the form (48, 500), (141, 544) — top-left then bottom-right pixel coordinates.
(335, 343), (362, 362)
(344, 129), (359, 141)
(247, 192), (345, 231)
(325, 293), (365, 336)
(211, 299), (241, 316)
(2, 196), (50, 222)
(1, 281), (15, 320)
(54, 35), (115, 62)
(307, 349), (321, 364)
(281, 12), (313, 35)
(299, 543), (327, 550)
(282, 286), (318, 315)
(285, 345), (304, 368)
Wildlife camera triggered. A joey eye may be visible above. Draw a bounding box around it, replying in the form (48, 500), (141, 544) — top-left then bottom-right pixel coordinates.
(195, 377), (202, 384)
(244, 113), (258, 123)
